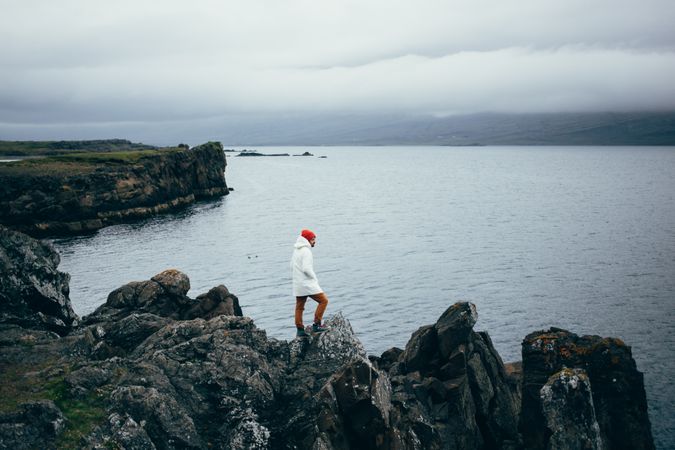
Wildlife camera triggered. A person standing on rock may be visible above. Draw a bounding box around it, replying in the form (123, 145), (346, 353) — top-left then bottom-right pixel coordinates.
(291, 229), (329, 337)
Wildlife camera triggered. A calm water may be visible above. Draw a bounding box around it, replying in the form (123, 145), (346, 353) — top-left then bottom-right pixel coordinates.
(53, 146), (675, 448)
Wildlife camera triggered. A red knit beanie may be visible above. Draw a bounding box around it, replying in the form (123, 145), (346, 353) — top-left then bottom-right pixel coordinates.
(301, 229), (316, 241)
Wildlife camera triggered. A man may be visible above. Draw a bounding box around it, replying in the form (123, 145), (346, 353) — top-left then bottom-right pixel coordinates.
(291, 229), (329, 337)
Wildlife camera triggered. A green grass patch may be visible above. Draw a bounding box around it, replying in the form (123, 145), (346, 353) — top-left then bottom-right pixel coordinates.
(49, 147), (182, 164)
(0, 159), (98, 176)
(0, 361), (58, 413)
(0, 362), (108, 448)
(0, 139), (156, 156)
(48, 378), (108, 448)
(0, 147), (185, 176)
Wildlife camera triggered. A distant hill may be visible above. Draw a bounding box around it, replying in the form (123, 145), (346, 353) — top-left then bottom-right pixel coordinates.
(1, 113), (673, 147)
(0, 139), (156, 156)
(215, 112), (675, 146)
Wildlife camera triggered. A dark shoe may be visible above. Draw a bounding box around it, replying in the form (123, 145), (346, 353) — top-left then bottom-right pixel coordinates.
(312, 323), (327, 333)
(296, 328), (308, 337)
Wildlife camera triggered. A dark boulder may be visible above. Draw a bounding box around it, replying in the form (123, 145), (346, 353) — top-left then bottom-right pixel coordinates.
(0, 225), (78, 334)
(150, 269), (190, 297)
(374, 346), (404, 372)
(313, 357), (396, 449)
(187, 285), (243, 319)
(435, 302), (478, 358)
(521, 328), (654, 450)
(387, 302), (521, 450)
(401, 324), (438, 373)
(85, 269), (242, 323)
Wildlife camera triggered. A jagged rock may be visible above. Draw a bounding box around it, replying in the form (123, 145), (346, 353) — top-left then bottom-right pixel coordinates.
(96, 313), (171, 354)
(387, 302), (521, 449)
(374, 346), (404, 372)
(541, 368), (603, 450)
(276, 313), (374, 449)
(301, 313), (366, 368)
(83, 413), (156, 449)
(110, 385), (203, 449)
(0, 248), (657, 450)
(0, 400), (66, 450)
(65, 365), (114, 397)
(115, 315), (286, 448)
(187, 285), (243, 319)
(282, 302), (521, 450)
(436, 302), (478, 358)
(503, 361), (523, 404)
(469, 332), (520, 448)
(401, 324), (437, 373)
(314, 357), (394, 449)
(0, 225), (78, 334)
(86, 270), (242, 323)
(521, 328), (654, 450)
(220, 408), (271, 450)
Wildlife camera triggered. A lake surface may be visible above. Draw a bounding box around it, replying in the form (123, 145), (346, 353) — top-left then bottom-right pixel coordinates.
(53, 146), (675, 448)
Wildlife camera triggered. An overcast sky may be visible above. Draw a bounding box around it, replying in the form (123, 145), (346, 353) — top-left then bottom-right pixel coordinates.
(2, 0), (675, 142)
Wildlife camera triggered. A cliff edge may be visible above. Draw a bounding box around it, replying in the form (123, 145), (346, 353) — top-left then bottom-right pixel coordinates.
(0, 142), (229, 236)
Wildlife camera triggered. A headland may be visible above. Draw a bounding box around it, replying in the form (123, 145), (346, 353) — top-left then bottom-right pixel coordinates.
(0, 140), (229, 237)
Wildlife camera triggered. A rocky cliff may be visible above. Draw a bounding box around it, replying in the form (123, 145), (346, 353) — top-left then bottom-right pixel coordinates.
(0, 230), (655, 449)
(0, 226), (77, 334)
(0, 142), (229, 236)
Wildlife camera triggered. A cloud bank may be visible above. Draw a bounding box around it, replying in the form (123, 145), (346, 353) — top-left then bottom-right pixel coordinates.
(1, 0), (674, 137)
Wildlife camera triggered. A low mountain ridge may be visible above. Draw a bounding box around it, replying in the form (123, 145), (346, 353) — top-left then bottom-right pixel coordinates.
(217, 112), (675, 146)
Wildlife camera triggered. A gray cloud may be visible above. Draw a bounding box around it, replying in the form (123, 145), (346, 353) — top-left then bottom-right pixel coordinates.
(1, 0), (675, 140)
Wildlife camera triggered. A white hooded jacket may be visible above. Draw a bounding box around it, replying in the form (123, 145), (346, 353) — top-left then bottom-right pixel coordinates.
(291, 236), (322, 296)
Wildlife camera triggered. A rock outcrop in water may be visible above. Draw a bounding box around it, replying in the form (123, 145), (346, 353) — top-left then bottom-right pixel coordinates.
(0, 229), (655, 449)
(0, 142), (229, 237)
(521, 328), (655, 450)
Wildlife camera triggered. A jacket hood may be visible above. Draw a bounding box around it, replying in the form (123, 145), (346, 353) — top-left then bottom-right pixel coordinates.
(294, 236), (311, 249)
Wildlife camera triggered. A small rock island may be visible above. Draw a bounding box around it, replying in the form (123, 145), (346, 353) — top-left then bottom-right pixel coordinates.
(0, 140), (229, 236)
(0, 225), (655, 449)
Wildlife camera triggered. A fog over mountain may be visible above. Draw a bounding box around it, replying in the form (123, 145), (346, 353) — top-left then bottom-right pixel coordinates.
(1, 1), (674, 144)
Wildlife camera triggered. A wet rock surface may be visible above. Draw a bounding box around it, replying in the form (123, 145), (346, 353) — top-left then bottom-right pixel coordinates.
(0, 230), (656, 449)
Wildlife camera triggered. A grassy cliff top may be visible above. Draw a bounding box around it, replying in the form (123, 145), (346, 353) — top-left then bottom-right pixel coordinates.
(0, 147), (186, 176)
(0, 139), (157, 157)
